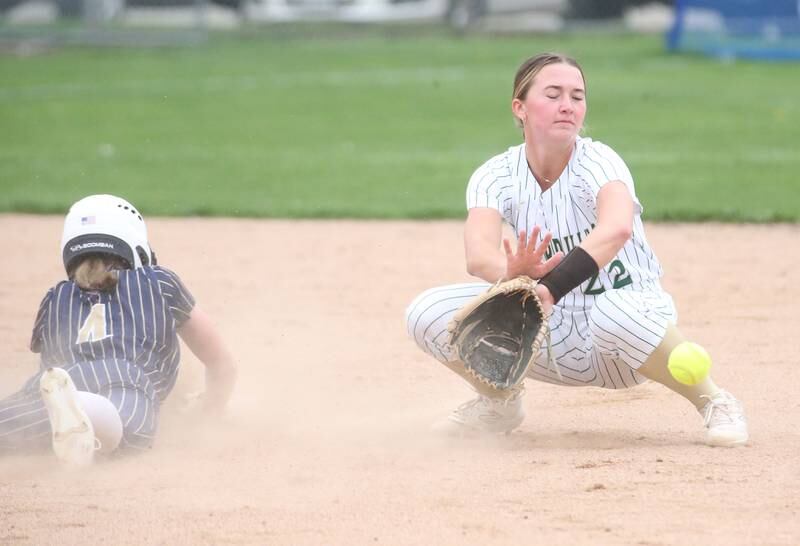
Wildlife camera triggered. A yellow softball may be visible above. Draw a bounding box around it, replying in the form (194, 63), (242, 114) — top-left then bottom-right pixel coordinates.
(667, 341), (712, 386)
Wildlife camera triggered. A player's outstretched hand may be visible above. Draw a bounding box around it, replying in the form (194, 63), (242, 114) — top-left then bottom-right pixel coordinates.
(503, 227), (563, 281)
(179, 390), (229, 419)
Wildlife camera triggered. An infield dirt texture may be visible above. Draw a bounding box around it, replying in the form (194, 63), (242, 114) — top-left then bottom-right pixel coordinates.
(1, 215), (798, 546)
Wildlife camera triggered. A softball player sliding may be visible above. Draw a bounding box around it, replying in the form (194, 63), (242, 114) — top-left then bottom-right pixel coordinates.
(0, 194), (237, 465)
(406, 53), (748, 447)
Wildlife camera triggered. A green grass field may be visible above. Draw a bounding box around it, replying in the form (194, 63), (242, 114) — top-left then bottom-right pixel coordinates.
(1, 27), (797, 221)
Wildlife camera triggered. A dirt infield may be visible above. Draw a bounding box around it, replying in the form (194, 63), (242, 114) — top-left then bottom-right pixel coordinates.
(1, 215), (798, 546)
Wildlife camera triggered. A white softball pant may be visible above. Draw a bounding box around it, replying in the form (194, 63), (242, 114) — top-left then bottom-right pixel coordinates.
(406, 282), (677, 389)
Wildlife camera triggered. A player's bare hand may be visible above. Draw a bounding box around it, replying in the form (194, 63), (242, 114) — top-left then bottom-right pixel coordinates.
(179, 390), (229, 419)
(503, 227), (563, 280)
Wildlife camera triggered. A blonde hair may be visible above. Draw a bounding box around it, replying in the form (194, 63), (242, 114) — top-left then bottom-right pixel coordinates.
(70, 255), (126, 292)
(512, 53), (586, 128)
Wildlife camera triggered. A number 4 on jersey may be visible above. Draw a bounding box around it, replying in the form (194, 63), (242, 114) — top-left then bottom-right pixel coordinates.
(76, 303), (110, 344)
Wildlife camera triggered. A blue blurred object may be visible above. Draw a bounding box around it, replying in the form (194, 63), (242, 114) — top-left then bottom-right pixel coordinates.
(667, 0), (800, 60)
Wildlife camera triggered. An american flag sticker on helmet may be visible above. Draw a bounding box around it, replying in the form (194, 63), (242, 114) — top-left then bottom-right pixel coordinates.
(81, 216), (96, 225)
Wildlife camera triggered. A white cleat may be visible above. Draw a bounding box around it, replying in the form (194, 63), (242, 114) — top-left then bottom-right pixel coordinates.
(700, 389), (749, 447)
(39, 368), (97, 466)
(432, 390), (525, 436)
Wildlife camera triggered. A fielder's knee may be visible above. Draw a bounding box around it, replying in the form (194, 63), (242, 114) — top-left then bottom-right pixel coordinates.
(589, 290), (669, 367)
(404, 286), (441, 342)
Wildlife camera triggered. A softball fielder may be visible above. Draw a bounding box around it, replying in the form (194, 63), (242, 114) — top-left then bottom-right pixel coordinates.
(405, 53), (748, 447)
(0, 194), (237, 465)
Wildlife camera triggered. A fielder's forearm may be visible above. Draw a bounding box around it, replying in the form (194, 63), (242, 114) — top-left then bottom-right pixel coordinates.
(578, 223), (631, 268)
(580, 180), (634, 267)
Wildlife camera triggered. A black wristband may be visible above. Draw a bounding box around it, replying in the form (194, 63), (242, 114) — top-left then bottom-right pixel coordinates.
(539, 247), (599, 304)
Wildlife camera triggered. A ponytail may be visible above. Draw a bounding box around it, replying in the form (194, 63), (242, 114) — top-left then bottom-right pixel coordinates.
(70, 255), (126, 292)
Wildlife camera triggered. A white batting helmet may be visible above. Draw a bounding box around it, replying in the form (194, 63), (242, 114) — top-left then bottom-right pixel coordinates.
(61, 194), (156, 274)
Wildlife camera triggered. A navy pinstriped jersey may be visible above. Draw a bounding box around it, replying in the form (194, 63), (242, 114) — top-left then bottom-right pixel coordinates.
(28, 266), (195, 402)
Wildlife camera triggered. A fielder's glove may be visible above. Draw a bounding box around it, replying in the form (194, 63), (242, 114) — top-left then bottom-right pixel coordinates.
(447, 276), (549, 400)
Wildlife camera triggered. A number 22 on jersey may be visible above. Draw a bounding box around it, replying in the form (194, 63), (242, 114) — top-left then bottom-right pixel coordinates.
(584, 259), (633, 295)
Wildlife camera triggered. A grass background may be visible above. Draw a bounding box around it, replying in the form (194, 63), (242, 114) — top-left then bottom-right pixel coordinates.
(1, 26), (797, 221)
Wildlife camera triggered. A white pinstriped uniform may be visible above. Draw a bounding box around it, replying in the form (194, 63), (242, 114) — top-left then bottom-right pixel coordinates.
(0, 266), (194, 452)
(406, 137), (677, 389)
